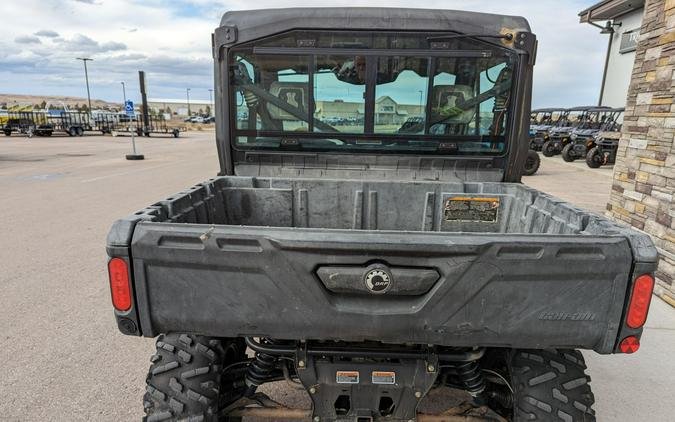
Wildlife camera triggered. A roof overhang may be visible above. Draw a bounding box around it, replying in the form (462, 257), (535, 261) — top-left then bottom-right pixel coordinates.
(578, 0), (644, 23)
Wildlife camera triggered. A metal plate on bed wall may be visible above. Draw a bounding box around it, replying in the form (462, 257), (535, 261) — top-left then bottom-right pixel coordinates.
(444, 196), (500, 223)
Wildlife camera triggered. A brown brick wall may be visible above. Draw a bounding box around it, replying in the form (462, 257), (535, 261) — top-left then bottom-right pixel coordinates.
(607, 0), (675, 301)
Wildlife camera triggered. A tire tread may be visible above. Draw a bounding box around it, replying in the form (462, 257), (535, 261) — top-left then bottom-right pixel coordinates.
(510, 349), (596, 422)
(143, 334), (244, 422)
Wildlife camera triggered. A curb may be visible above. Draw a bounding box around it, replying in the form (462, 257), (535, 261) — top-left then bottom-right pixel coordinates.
(659, 293), (675, 309)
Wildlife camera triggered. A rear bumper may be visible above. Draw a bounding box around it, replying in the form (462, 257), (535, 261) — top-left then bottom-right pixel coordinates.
(112, 223), (644, 354)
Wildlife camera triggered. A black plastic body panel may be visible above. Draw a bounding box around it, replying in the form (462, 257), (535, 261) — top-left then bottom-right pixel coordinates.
(108, 195), (657, 356)
(130, 225), (632, 353)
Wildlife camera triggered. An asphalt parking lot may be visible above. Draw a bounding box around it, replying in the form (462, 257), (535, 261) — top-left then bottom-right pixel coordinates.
(0, 132), (673, 421)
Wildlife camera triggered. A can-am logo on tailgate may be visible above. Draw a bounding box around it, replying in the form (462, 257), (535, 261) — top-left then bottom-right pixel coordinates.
(539, 312), (597, 322)
(365, 269), (392, 294)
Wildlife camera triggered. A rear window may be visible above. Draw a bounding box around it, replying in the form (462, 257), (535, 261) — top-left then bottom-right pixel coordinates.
(229, 31), (517, 156)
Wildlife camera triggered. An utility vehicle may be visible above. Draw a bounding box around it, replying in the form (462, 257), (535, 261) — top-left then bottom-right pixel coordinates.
(528, 107), (567, 151)
(541, 106), (611, 157)
(106, 8), (657, 422)
(586, 131), (622, 168)
(562, 108), (623, 163)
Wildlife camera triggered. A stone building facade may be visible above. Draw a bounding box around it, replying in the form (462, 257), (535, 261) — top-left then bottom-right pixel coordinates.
(606, 0), (675, 302)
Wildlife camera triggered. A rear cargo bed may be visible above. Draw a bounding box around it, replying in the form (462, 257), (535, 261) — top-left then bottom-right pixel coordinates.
(131, 177), (606, 234)
(108, 177), (657, 353)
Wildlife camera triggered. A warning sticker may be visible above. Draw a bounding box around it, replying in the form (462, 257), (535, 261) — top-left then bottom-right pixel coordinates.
(336, 371), (360, 384)
(444, 197), (500, 222)
(372, 371), (396, 385)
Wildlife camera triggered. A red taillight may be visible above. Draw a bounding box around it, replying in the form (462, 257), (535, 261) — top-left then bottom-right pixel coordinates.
(626, 274), (654, 329)
(619, 336), (640, 354)
(108, 258), (132, 311)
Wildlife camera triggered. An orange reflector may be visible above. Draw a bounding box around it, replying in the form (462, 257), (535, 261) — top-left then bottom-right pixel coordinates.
(626, 274), (654, 329)
(108, 258), (132, 311)
(619, 336), (640, 354)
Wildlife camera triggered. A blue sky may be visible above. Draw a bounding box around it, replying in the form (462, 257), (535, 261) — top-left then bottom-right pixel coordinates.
(0, 0), (608, 107)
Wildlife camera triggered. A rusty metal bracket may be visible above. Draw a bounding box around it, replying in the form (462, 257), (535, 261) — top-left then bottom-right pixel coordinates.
(426, 348), (440, 375)
(514, 32), (537, 65)
(296, 340), (308, 371)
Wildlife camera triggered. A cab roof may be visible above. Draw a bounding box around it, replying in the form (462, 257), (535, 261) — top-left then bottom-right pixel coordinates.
(219, 7), (531, 45)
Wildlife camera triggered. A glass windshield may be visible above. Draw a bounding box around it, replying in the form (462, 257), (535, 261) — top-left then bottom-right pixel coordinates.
(230, 31), (517, 156)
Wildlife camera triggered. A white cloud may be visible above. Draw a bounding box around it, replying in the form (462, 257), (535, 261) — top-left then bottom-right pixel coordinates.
(15, 35), (42, 44)
(0, 0), (608, 107)
(35, 30), (60, 38)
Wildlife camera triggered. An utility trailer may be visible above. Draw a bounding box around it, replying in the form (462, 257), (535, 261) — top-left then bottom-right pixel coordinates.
(112, 115), (184, 138)
(2, 109), (112, 137)
(3, 110), (116, 137)
(2, 111), (54, 137)
(2, 111), (36, 136)
(45, 110), (96, 136)
(92, 112), (122, 134)
(143, 115), (184, 137)
(106, 8), (657, 422)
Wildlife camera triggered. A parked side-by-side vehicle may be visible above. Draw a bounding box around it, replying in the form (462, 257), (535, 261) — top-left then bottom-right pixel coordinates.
(529, 107), (568, 151)
(541, 106), (611, 157)
(106, 8), (656, 422)
(561, 107), (624, 163)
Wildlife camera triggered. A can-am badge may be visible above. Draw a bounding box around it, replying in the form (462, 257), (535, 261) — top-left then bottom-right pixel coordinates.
(364, 269), (392, 294)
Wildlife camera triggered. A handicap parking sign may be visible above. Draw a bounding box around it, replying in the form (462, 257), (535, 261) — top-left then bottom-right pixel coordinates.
(125, 100), (135, 117)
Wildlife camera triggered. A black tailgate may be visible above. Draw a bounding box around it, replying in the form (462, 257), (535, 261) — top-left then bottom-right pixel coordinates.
(126, 223), (633, 354)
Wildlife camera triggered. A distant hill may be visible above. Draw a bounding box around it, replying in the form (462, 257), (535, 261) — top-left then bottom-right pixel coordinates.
(0, 93), (121, 110)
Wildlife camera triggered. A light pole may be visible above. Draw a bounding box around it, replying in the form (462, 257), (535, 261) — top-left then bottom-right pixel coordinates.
(418, 90), (424, 116)
(186, 88), (191, 117)
(121, 81), (127, 105)
(208, 89), (213, 116)
(76, 57), (93, 113)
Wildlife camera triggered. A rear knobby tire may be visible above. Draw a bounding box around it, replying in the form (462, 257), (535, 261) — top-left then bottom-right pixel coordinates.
(522, 150), (540, 176)
(561, 144), (576, 162)
(144, 333), (246, 422)
(508, 349), (596, 422)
